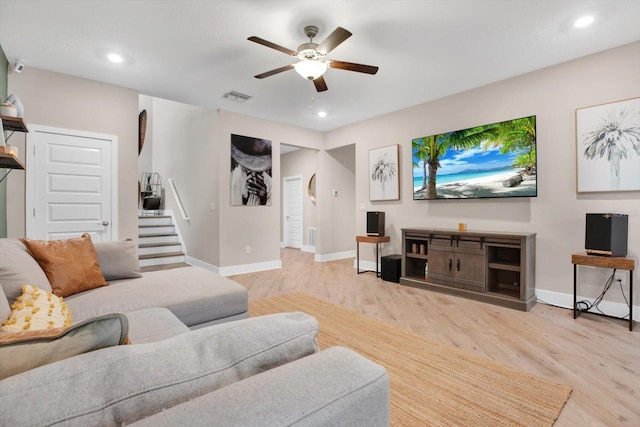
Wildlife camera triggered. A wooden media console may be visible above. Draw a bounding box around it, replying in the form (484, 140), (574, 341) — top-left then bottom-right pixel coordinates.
(401, 228), (536, 311)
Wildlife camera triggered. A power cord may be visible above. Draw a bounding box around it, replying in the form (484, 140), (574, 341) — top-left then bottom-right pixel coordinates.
(576, 268), (630, 319)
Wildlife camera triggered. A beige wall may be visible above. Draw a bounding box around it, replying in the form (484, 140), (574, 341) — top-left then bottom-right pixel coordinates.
(325, 41), (640, 304)
(217, 110), (324, 270)
(318, 145), (356, 257)
(7, 67), (139, 240)
(149, 97), (220, 266)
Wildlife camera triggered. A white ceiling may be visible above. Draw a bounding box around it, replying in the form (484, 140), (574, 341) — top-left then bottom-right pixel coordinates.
(1, 0), (639, 132)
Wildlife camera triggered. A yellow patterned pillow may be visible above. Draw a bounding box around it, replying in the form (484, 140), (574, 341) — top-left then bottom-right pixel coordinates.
(1, 285), (72, 332)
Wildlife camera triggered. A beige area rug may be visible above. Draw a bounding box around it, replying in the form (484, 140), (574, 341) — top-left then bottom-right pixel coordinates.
(250, 293), (572, 427)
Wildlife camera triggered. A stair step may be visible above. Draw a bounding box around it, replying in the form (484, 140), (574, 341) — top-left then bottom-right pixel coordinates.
(138, 215), (173, 226)
(139, 253), (186, 267)
(139, 234), (180, 245)
(138, 225), (175, 235)
(139, 242), (180, 248)
(139, 251), (184, 260)
(137, 213), (184, 267)
(140, 262), (190, 272)
(138, 243), (183, 256)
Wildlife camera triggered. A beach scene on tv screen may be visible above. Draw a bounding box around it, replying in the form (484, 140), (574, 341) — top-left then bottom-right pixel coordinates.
(412, 115), (537, 200)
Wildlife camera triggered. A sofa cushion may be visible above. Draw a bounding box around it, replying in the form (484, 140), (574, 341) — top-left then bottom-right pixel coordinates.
(65, 266), (248, 327)
(94, 239), (142, 281)
(0, 312), (129, 380)
(130, 346), (390, 427)
(0, 238), (52, 302)
(125, 307), (190, 344)
(0, 312), (319, 426)
(1, 285), (72, 332)
(20, 234), (108, 297)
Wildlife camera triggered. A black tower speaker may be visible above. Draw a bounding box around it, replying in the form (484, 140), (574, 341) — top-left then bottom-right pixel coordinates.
(367, 211), (385, 236)
(585, 213), (628, 257)
(381, 255), (402, 283)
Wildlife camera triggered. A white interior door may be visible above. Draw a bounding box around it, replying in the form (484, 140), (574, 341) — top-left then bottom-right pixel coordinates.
(26, 125), (118, 241)
(283, 176), (303, 249)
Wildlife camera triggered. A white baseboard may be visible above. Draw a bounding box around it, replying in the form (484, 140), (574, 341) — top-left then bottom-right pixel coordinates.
(218, 260), (282, 276)
(536, 288), (638, 318)
(281, 241), (313, 252)
(185, 256), (219, 275)
(185, 256), (282, 277)
(314, 250), (355, 263)
(352, 259), (378, 272)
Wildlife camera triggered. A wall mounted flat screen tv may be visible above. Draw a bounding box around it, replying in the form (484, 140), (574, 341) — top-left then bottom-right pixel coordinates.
(412, 115), (537, 200)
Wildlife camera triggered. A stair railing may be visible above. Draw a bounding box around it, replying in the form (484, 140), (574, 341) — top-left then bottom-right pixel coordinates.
(167, 178), (189, 221)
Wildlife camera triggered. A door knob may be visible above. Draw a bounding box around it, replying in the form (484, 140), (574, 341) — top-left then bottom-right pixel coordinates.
(102, 221), (110, 226)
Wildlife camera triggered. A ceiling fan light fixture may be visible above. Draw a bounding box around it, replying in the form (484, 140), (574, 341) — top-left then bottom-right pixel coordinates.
(294, 60), (328, 80)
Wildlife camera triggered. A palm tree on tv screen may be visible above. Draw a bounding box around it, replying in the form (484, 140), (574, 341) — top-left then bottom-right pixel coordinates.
(582, 107), (640, 191)
(484, 116), (537, 173)
(412, 136), (435, 194)
(413, 125), (498, 199)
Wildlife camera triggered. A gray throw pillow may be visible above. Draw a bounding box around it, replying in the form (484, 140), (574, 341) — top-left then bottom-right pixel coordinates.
(0, 312), (129, 380)
(0, 238), (52, 301)
(94, 239), (142, 281)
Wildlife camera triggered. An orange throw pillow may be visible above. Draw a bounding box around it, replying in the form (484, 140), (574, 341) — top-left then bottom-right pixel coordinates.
(20, 234), (108, 297)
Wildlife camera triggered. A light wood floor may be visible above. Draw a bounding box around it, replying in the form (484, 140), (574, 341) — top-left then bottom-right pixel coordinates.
(230, 248), (640, 426)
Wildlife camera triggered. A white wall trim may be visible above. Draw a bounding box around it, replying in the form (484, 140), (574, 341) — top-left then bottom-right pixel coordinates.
(314, 250), (355, 263)
(218, 260), (282, 276)
(282, 241), (315, 253)
(185, 255), (220, 275)
(351, 259), (379, 272)
(536, 289), (639, 319)
(186, 251), (283, 276)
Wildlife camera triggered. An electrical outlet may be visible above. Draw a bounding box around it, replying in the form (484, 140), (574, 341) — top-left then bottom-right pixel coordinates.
(614, 271), (626, 286)
(245, 246), (251, 254)
(360, 203), (366, 211)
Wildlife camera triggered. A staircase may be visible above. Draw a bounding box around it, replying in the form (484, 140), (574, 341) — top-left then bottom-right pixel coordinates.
(138, 214), (186, 269)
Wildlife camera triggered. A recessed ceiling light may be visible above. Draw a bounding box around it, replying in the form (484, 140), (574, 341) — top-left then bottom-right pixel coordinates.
(574, 15), (594, 28)
(318, 111), (327, 118)
(107, 53), (124, 63)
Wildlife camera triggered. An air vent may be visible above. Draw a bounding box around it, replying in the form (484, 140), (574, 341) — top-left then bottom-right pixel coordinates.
(222, 90), (252, 103)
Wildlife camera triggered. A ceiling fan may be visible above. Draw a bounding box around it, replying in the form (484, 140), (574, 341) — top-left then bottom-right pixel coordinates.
(248, 25), (379, 92)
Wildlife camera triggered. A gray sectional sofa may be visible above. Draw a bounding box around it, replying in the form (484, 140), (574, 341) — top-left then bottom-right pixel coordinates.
(0, 237), (390, 426)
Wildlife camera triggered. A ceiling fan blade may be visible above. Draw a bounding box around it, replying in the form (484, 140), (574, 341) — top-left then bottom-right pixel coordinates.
(329, 60), (379, 75)
(248, 36), (297, 56)
(254, 64), (294, 79)
(316, 27), (352, 55)
(313, 76), (328, 92)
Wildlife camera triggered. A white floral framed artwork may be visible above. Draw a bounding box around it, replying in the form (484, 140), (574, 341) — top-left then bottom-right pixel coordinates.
(576, 97), (640, 193)
(369, 144), (400, 201)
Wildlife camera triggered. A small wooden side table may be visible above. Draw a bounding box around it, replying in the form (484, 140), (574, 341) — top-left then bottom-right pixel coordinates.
(356, 235), (391, 277)
(571, 252), (635, 331)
